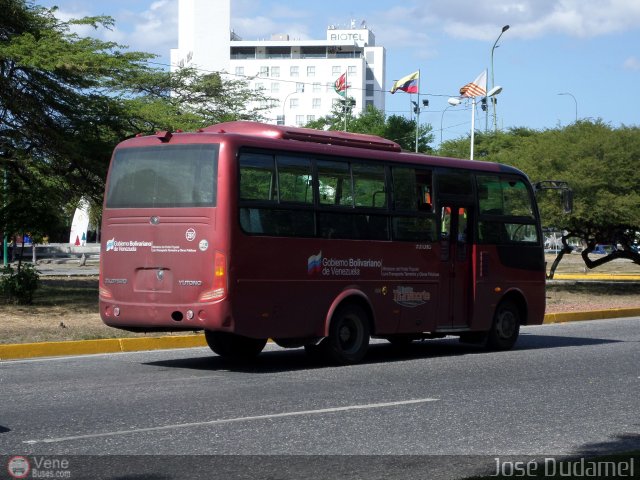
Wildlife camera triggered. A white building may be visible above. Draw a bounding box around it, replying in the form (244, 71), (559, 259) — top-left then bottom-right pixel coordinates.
(170, 0), (386, 126)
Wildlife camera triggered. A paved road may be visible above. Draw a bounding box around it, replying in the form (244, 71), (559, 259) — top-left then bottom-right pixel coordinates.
(1, 318), (638, 479)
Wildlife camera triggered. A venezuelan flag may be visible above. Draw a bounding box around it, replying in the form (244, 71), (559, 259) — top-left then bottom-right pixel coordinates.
(307, 251), (323, 275)
(390, 70), (420, 94)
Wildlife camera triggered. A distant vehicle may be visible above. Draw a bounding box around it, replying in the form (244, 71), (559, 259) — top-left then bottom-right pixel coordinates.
(592, 244), (611, 254)
(100, 121), (546, 364)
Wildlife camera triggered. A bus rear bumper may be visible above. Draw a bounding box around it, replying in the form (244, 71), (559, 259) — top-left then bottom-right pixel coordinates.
(99, 299), (232, 333)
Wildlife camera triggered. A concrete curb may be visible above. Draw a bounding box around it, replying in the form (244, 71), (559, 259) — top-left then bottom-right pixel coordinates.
(0, 335), (206, 361)
(542, 307), (640, 324)
(2, 308), (640, 361)
(552, 273), (640, 281)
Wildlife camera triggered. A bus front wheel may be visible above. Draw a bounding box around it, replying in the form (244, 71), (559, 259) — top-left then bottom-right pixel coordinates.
(486, 301), (521, 351)
(320, 303), (370, 364)
(205, 331), (267, 360)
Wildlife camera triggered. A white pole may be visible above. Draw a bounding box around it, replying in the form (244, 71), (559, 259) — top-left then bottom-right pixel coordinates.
(470, 97), (476, 160)
(344, 70), (348, 132)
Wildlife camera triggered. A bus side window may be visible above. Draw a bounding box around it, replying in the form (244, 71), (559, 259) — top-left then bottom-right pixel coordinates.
(317, 160), (352, 207)
(239, 208), (264, 234)
(239, 153), (277, 202)
(391, 166), (435, 242)
(417, 173), (433, 212)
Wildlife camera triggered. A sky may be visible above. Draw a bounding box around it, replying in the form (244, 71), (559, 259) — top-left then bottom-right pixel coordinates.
(37, 0), (640, 146)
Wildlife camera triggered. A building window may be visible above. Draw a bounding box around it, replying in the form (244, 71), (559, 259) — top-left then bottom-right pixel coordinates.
(260, 66), (269, 76)
(276, 115), (285, 125)
(366, 68), (374, 81)
(271, 82), (280, 93)
(230, 47), (256, 59)
(348, 66), (357, 75)
(290, 66), (299, 77)
(312, 98), (321, 109)
(307, 115), (316, 123)
(290, 98), (299, 109)
(307, 66), (316, 77)
(254, 82), (264, 92)
(296, 115), (304, 126)
(235, 66), (245, 77)
(300, 46), (326, 58)
(312, 82), (321, 93)
(366, 84), (374, 96)
(296, 82), (305, 93)
(266, 47), (291, 59)
(366, 51), (375, 64)
(332, 66), (341, 76)
(271, 66), (280, 78)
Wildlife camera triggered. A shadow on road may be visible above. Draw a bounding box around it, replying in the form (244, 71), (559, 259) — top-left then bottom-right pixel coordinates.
(575, 432), (640, 456)
(143, 333), (620, 374)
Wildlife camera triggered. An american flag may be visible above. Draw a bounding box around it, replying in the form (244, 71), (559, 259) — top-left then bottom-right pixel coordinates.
(460, 70), (487, 97)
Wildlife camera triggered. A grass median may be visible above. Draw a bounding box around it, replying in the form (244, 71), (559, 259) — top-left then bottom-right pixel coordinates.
(2, 253), (640, 345)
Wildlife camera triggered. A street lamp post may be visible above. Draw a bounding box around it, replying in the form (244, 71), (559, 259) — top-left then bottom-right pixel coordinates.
(441, 98), (461, 144)
(558, 92), (578, 123)
(412, 98), (429, 152)
(453, 85), (502, 160)
(282, 85), (304, 126)
(490, 25), (509, 132)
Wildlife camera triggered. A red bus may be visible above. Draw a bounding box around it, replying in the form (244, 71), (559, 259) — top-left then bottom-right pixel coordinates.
(99, 121), (545, 364)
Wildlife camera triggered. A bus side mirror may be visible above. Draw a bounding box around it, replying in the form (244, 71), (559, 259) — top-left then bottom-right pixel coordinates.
(562, 190), (573, 214)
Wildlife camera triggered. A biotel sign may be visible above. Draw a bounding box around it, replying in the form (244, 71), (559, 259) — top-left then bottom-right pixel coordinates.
(326, 29), (373, 47)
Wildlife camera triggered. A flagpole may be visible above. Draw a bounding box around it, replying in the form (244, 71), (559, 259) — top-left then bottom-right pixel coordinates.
(415, 69), (420, 152)
(470, 96), (476, 160)
(344, 70), (348, 132)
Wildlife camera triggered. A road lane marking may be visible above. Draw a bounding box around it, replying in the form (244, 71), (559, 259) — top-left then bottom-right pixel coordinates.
(23, 398), (438, 444)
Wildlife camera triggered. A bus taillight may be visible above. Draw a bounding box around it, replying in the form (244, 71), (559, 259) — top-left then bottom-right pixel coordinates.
(199, 251), (227, 301)
(99, 286), (113, 299)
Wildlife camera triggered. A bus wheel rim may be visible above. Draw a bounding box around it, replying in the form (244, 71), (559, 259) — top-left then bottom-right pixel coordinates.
(338, 317), (361, 353)
(496, 310), (516, 339)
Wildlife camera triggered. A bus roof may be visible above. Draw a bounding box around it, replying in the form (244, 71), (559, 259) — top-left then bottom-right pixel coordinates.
(118, 121), (525, 177)
(200, 121), (402, 152)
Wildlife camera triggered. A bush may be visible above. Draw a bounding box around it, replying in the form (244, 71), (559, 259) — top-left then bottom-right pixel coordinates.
(0, 263), (41, 304)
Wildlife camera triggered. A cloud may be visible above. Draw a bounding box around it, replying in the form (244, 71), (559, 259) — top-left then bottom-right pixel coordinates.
(124, 0), (178, 55)
(623, 56), (640, 71)
(231, 15), (311, 41)
(418, 0), (640, 40)
(44, 1), (177, 58)
(231, 2), (313, 41)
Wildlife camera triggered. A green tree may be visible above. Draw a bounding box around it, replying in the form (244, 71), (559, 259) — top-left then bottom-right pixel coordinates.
(0, 0), (271, 248)
(439, 121), (640, 276)
(307, 105), (434, 152)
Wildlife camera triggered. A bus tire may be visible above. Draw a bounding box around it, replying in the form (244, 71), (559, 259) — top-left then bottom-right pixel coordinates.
(321, 303), (370, 364)
(204, 331), (267, 360)
(486, 300), (520, 351)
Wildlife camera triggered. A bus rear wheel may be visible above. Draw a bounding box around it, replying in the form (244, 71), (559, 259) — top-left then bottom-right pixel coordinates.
(486, 300), (521, 351)
(320, 303), (370, 365)
(205, 331), (267, 360)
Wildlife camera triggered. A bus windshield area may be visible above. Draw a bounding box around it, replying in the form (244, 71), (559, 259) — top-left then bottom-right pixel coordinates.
(106, 144), (219, 208)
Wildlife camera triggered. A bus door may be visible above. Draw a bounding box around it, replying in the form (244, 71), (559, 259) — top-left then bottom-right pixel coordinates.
(438, 204), (474, 329)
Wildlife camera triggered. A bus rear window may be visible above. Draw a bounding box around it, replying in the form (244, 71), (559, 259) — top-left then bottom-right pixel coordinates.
(106, 145), (218, 208)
